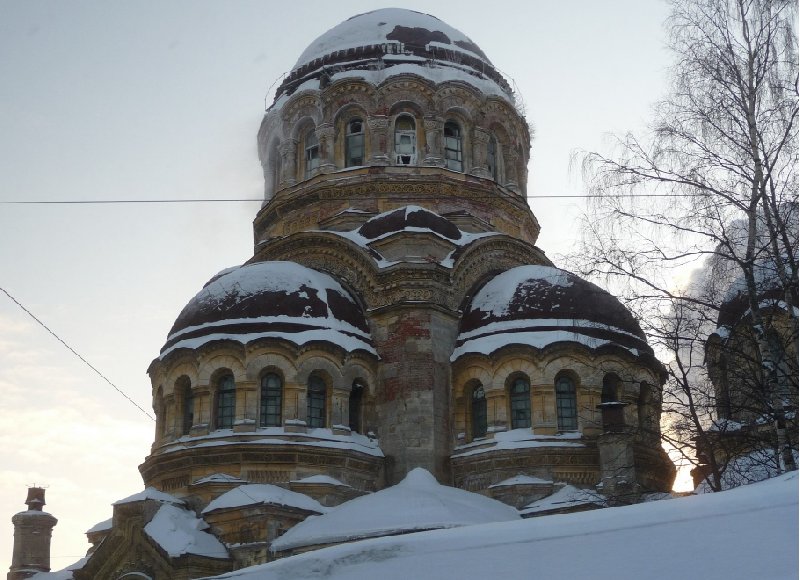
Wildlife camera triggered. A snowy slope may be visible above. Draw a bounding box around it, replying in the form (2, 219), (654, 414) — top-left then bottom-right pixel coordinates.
(206, 472), (799, 580)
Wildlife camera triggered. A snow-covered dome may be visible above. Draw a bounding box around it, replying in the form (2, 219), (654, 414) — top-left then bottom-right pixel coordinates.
(294, 8), (491, 69)
(160, 261), (373, 358)
(271, 468), (520, 551)
(273, 8), (513, 104)
(452, 265), (653, 360)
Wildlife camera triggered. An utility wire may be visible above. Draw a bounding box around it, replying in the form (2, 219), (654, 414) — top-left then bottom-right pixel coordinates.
(0, 192), (708, 204)
(0, 286), (155, 421)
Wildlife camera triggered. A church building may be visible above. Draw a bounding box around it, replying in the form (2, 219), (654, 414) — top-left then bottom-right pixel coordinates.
(8, 9), (675, 579)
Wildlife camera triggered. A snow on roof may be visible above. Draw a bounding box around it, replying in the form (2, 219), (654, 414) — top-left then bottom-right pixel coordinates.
(329, 64), (510, 101)
(163, 426), (384, 458)
(28, 557), (86, 580)
(85, 517), (112, 534)
(489, 475), (553, 488)
(292, 475), (351, 487)
(162, 261), (375, 358)
(161, 328), (376, 360)
(144, 503), (228, 559)
(327, 205), (498, 269)
(202, 484), (328, 515)
(294, 9), (490, 70)
(471, 265), (574, 317)
(519, 485), (605, 515)
(451, 330), (627, 361)
(192, 473), (248, 485)
(451, 429), (584, 458)
(271, 468), (519, 551)
(201, 472), (799, 580)
(112, 487), (185, 506)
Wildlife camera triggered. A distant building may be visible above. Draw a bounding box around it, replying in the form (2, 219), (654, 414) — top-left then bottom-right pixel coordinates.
(696, 275), (798, 488)
(8, 9), (675, 578)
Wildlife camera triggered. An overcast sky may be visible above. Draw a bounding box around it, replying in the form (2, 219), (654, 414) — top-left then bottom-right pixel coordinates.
(0, 0), (674, 570)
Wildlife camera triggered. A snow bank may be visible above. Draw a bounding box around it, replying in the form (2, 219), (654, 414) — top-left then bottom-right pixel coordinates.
(204, 472), (799, 580)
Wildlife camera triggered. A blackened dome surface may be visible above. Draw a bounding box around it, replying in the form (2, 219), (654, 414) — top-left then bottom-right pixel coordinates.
(161, 261), (372, 357)
(453, 265), (651, 360)
(358, 205), (462, 241)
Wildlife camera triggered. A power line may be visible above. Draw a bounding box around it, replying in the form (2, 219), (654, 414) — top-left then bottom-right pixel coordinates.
(0, 286), (155, 421)
(0, 192), (708, 205)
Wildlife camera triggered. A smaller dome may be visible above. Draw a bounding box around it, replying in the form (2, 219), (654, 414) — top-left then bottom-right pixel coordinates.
(271, 468), (519, 552)
(358, 205), (461, 241)
(453, 265), (651, 360)
(160, 261), (373, 358)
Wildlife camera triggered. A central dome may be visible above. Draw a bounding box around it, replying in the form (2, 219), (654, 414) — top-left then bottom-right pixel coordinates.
(272, 7), (513, 104)
(294, 8), (491, 70)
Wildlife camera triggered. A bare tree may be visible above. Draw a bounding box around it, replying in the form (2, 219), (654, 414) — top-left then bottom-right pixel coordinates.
(574, 0), (798, 488)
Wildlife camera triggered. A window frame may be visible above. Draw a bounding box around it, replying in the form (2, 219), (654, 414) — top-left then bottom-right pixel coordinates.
(487, 135), (498, 180)
(304, 128), (320, 179)
(259, 372), (283, 428)
(555, 374), (578, 432)
(509, 376), (531, 429)
(307, 374), (327, 429)
(345, 118), (365, 167)
(349, 380), (365, 433)
(394, 115), (417, 165)
(443, 120), (463, 172)
(471, 384), (488, 439)
(215, 373), (236, 430)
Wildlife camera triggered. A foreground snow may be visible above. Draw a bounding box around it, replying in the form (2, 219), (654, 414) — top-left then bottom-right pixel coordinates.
(206, 472), (798, 580)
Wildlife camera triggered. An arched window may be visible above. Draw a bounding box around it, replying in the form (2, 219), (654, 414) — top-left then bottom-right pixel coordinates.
(179, 378), (193, 436)
(555, 375), (578, 431)
(443, 121), (463, 171)
(602, 373), (621, 403)
(216, 374), (236, 429)
(307, 374), (326, 428)
(304, 129), (319, 178)
(260, 373), (282, 427)
(345, 118), (365, 167)
(471, 385), (487, 439)
(349, 380), (364, 433)
(510, 376), (531, 429)
(487, 135), (497, 180)
(394, 115), (416, 165)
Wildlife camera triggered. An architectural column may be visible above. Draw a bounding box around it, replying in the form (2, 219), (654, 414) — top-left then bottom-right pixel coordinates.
(503, 147), (520, 193)
(279, 139), (298, 187)
(423, 117), (443, 166)
(316, 122), (336, 173)
(367, 116), (389, 165)
(234, 380), (257, 432)
(532, 384), (556, 435)
(283, 382), (306, 433)
(191, 388), (211, 436)
(163, 394), (176, 441)
(486, 389), (508, 433)
(470, 127), (491, 178)
(331, 387), (350, 434)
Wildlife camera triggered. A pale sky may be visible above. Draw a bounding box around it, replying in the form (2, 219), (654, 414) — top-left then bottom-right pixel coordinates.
(0, 0), (672, 570)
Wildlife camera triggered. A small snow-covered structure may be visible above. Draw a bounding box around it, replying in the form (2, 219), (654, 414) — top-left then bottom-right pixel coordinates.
(271, 468), (520, 555)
